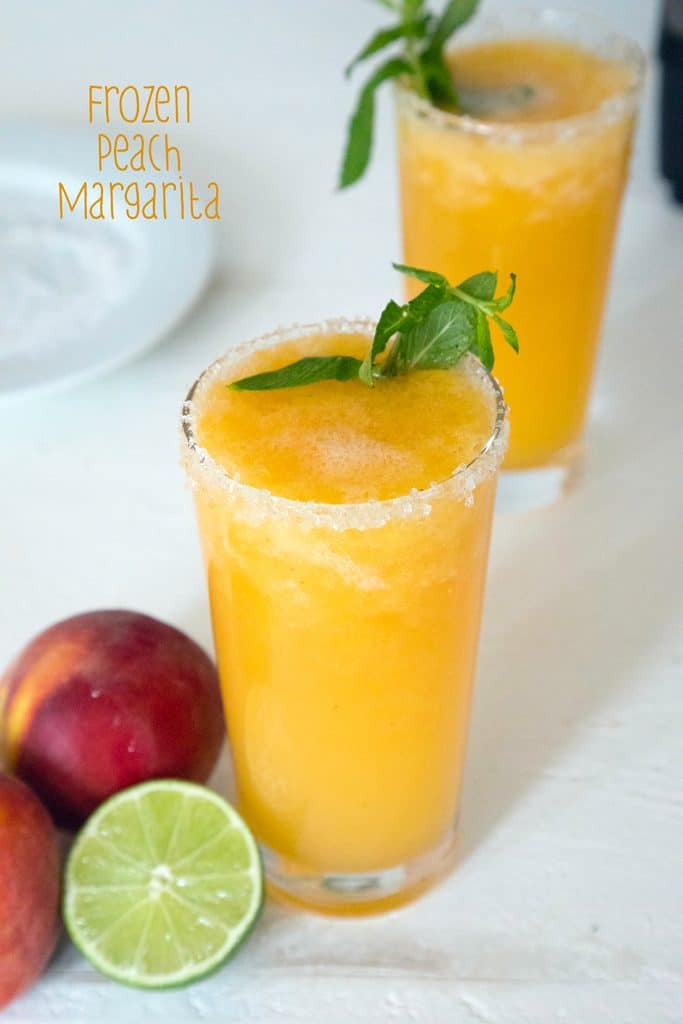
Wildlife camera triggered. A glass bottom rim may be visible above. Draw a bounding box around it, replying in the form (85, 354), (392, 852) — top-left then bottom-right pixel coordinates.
(261, 826), (460, 917)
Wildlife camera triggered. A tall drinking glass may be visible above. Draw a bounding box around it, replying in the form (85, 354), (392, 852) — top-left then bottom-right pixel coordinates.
(395, 7), (644, 507)
(182, 319), (508, 914)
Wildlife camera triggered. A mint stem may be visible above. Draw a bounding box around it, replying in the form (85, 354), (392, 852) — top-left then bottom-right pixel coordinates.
(451, 286), (493, 314)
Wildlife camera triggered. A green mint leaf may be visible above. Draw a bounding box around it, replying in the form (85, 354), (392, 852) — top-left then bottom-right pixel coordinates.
(364, 283), (446, 380)
(457, 270), (498, 302)
(339, 57), (411, 188)
(494, 315), (519, 353)
(229, 356), (363, 391)
(378, 284), (447, 375)
(358, 359), (374, 386)
(404, 282), (449, 319)
(428, 0), (479, 51)
(392, 262), (450, 288)
(346, 18), (429, 77)
(494, 272), (517, 312)
(473, 309), (494, 369)
(373, 299), (406, 356)
(395, 299), (475, 372)
(419, 49), (459, 107)
(360, 298), (406, 383)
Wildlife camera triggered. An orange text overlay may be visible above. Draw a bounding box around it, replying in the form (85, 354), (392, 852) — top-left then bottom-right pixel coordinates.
(58, 83), (220, 220)
(88, 84), (190, 124)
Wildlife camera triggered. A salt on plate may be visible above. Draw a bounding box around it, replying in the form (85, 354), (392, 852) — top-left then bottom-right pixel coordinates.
(0, 189), (134, 360)
(0, 124), (215, 400)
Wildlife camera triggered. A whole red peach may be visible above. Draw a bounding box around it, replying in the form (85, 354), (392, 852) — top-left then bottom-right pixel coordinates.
(0, 610), (224, 828)
(0, 773), (60, 1010)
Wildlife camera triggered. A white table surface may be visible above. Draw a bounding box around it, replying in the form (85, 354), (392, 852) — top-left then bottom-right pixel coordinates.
(2, 1), (682, 1021)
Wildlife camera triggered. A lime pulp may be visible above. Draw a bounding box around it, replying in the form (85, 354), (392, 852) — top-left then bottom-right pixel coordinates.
(63, 779), (263, 989)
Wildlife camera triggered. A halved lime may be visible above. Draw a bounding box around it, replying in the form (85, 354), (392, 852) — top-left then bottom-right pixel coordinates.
(63, 779), (263, 989)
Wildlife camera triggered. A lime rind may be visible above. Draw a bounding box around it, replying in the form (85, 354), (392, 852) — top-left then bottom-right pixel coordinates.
(63, 779), (264, 989)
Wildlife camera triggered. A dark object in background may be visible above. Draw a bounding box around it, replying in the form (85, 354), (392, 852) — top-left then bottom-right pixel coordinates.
(660, 0), (683, 202)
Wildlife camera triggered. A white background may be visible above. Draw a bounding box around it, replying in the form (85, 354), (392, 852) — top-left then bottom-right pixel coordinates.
(2, 1), (682, 1022)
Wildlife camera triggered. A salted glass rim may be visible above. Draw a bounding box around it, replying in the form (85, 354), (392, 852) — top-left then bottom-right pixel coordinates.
(394, 4), (645, 144)
(181, 317), (508, 530)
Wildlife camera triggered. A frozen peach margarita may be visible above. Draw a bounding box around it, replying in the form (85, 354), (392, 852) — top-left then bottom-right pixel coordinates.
(340, 2), (643, 493)
(183, 265), (515, 912)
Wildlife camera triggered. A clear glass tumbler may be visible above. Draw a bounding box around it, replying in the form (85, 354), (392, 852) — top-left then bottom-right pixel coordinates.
(182, 320), (508, 914)
(395, 7), (644, 509)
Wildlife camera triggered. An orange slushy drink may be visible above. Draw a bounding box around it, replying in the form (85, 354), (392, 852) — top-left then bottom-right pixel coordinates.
(182, 319), (507, 913)
(396, 14), (643, 476)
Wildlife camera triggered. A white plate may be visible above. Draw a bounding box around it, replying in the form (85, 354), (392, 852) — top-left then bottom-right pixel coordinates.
(0, 124), (215, 400)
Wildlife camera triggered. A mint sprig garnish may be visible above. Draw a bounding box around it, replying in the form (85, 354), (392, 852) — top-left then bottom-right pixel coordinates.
(229, 263), (517, 392)
(339, 0), (479, 188)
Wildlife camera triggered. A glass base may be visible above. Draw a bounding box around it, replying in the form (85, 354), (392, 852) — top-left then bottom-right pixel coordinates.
(262, 827), (459, 916)
(497, 446), (583, 515)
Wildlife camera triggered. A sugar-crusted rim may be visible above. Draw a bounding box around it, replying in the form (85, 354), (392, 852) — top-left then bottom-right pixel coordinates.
(394, 5), (645, 145)
(181, 318), (508, 531)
